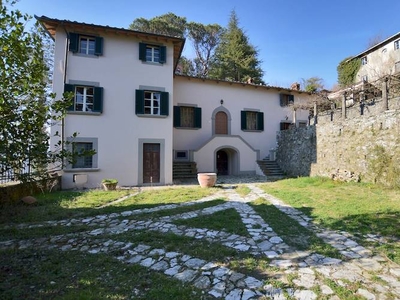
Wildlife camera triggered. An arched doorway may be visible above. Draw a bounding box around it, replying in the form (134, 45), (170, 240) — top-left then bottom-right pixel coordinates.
(216, 150), (228, 175)
(215, 111), (228, 134)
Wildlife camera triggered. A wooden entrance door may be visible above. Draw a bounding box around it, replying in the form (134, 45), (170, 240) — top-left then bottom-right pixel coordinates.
(216, 150), (228, 175)
(143, 143), (160, 183)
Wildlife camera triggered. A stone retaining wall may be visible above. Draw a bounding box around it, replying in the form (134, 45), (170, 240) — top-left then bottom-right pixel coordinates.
(276, 97), (400, 183)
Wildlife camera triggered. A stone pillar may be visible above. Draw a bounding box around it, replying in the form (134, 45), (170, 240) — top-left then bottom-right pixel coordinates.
(342, 92), (347, 119)
(313, 101), (317, 125)
(382, 77), (389, 112)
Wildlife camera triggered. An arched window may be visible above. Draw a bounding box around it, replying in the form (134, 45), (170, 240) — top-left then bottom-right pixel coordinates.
(215, 111), (228, 134)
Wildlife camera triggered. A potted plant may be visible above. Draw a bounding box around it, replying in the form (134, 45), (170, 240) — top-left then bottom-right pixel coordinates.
(101, 178), (118, 190)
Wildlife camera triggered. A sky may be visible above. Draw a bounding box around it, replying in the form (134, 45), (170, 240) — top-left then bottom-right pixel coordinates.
(12, 0), (400, 90)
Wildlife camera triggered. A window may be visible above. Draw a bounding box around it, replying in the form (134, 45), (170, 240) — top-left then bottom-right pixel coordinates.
(361, 56), (368, 65)
(280, 122), (292, 131)
(395, 40), (400, 50)
(139, 43), (166, 64)
(79, 36), (96, 55)
(64, 84), (103, 113)
(69, 33), (103, 56)
(72, 142), (93, 168)
(241, 111), (264, 131)
(395, 61), (400, 73)
(135, 90), (169, 116)
(173, 106), (201, 128)
(279, 94), (294, 106)
(174, 150), (188, 160)
(298, 121), (307, 128)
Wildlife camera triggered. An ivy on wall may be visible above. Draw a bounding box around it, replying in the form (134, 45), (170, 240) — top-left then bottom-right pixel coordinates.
(337, 57), (361, 87)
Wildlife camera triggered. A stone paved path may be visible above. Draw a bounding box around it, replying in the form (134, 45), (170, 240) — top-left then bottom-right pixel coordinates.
(1, 183), (400, 299)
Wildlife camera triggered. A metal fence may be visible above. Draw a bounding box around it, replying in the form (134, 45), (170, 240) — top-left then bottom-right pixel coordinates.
(0, 162), (31, 185)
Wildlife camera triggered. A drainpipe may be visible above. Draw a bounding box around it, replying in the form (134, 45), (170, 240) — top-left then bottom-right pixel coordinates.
(61, 26), (69, 167)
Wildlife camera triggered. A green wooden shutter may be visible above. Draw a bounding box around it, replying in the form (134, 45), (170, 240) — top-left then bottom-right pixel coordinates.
(64, 84), (75, 111)
(194, 107), (202, 128)
(139, 43), (146, 61)
(94, 37), (103, 56)
(160, 92), (169, 116)
(69, 33), (79, 53)
(241, 111), (247, 130)
(173, 106), (181, 127)
(289, 95), (294, 105)
(135, 90), (144, 114)
(279, 94), (284, 107)
(257, 112), (264, 131)
(93, 87), (103, 113)
(159, 46), (166, 63)
(280, 122), (284, 131)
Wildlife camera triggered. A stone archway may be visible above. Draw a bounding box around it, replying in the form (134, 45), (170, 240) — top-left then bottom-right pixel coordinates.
(215, 147), (239, 175)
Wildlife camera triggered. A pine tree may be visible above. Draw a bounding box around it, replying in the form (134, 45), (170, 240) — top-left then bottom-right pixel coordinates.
(209, 10), (264, 84)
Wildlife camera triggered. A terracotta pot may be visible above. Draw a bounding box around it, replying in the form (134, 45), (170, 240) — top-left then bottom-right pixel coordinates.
(197, 173), (217, 188)
(102, 182), (117, 190)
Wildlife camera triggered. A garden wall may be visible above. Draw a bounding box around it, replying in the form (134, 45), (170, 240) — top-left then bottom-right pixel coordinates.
(276, 96), (400, 183)
(0, 176), (61, 204)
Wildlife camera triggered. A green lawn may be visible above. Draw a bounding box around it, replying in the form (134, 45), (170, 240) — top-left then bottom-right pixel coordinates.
(1, 179), (399, 298)
(259, 177), (400, 263)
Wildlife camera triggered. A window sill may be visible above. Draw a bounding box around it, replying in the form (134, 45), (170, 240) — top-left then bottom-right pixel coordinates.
(64, 168), (100, 172)
(136, 114), (167, 118)
(141, 61), (164, 66)
(174, 127), (200, 130)
(67, 111), (102, 116)
(72, 53), (100, 59)
(242, 130), (263, 132)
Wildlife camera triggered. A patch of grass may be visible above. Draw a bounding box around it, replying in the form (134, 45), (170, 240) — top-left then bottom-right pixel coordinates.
(120, 199), (226, 220)
(110, 230), (244, 263)
(259, 177), (400, 263)
(115, 187), (215, 207)
(251, 198), (342, 258)
(0, 187), (214, 225)
(235, 185), (251, 196)
(0, 248), (210, 300)
(172, 208), (250, 237)
(324, 278), (364, 300)
(0, 189), (134, 224)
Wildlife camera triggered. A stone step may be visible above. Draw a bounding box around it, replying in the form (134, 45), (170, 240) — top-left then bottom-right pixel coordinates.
(173, 162), (198, 179)
(257, 159), (285, 177)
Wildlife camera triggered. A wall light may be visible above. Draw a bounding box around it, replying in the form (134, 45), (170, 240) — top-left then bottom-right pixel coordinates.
(220, 99), (224, 105)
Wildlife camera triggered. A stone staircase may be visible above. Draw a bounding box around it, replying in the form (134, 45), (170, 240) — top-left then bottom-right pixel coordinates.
(173, 162), (197, 179)
(257, 158), (285, 179)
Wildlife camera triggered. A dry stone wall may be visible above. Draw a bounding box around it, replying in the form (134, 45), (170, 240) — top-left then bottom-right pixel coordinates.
(276, 97), (400, 183)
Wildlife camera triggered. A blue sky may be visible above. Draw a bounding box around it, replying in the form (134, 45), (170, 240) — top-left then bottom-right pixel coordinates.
(13, 0), (400, 89)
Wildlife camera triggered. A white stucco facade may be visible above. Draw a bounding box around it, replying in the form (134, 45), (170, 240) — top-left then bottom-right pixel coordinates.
(39, 16), (312, 189)
(354, 32), (400, 82)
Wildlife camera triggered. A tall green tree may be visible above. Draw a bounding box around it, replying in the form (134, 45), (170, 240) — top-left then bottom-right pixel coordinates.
(187, 22), (224, 77)
(209, 10), (264, 84)
(129, 12), (187, 38)
(302, 76), (325, 93)
(0, 1), (74, 182)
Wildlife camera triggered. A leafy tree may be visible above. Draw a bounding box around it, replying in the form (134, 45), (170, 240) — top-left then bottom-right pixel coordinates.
(187, 22), (224, 77)
(337, 56), (361, 87)
(129, 12), (187, 38)
(209, 10), (264, 84)
(302, 76), (324, 93)
(0, 1), (75, 183)
(176, 55), (195, 76)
